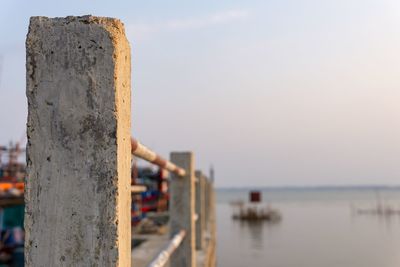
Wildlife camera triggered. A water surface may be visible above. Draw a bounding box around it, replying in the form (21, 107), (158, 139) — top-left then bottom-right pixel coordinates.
(216, 188), (400, 267)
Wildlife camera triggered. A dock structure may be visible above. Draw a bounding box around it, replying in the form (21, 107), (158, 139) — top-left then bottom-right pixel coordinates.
(132, 168), (216, 267)
(25, 15), (216, 267)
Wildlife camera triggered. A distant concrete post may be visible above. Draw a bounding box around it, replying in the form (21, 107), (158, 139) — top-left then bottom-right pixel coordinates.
(204, 178), (210, 229)
(25, 16), (131, 267)
(208, 180), (217, 267)
(195, 171), (205, 250)
(170, 152), (196, 267)
(209, 180), (216, 238)
(200, 176), (207, 235)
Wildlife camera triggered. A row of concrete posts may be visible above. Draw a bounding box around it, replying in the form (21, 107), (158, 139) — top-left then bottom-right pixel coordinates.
(25, 15), (215, 267)
(168, 155), (216, 267)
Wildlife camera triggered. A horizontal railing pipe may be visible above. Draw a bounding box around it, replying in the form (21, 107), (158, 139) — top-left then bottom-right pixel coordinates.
(131, 137), (186, 177)
(147, 230), (186, 267)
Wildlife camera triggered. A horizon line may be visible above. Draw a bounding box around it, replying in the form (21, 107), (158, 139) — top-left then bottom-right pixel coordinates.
(215, 184), (400, 190)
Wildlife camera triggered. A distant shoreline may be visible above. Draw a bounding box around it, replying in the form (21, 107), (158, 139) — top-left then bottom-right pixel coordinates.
(216, 185), (400, 191)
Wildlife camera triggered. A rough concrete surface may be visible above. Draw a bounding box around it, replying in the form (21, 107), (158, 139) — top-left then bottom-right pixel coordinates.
(26, 15), (131, 267)
(170, 152), (196, 267)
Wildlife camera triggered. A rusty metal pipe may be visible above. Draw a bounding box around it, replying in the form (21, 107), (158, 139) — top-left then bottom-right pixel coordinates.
(131, 138), (186, 177)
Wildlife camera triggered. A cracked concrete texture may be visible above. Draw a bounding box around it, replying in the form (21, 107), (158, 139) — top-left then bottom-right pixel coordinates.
(26, 15), (131, 267)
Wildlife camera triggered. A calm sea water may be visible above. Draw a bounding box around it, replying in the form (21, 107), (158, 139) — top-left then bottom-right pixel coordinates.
(216, 188), (400, 267)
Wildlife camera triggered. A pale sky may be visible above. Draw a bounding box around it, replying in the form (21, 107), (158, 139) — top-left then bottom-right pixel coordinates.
(1, 0), (399, 187)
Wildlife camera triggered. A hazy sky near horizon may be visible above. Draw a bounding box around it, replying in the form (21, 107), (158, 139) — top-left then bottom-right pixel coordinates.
(1, 0), (399, 187)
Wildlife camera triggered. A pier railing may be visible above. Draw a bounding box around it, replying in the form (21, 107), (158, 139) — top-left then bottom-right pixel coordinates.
(131, 138), (186, 177)
(147, 230), (186, 267)
(132, 144), (216, 267)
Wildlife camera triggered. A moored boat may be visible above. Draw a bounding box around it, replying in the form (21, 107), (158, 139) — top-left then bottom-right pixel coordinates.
(231, 190), (282, 222)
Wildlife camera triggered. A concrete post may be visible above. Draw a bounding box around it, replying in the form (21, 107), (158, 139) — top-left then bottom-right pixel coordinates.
(195, 171), (205, 250)
(208, 181), (217, 267)
(170, 152), (196, 267)
(204, 178), (210, 229)
(201, 175), (207, 235)
(210, 181), (216, 239)
(25, 16), (131, 267)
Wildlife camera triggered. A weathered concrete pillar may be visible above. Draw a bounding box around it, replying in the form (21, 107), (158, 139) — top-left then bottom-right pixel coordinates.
(195, 170), (205, 250)
(25, 16), (131, 267)
(170, 152), (196, 267)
